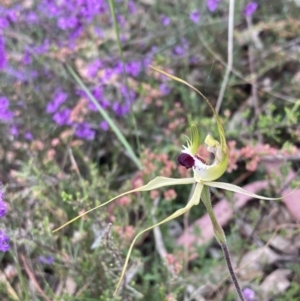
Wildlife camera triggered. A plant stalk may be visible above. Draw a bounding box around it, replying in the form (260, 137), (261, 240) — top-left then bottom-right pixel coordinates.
(201, 185), (245, 301)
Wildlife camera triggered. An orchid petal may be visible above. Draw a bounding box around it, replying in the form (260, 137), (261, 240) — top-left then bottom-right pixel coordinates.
(189, 125), (201, 155)
(205, 181), (282, 201)
(53, 177), (195, 233)
(150, 65), (228, 182)
(114, 182), (203, 295)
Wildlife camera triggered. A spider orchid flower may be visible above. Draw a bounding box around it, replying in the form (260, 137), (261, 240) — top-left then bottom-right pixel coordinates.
(53, 66), (282, 296)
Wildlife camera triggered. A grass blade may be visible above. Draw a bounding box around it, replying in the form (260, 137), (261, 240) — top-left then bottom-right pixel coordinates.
(67, 65), (141, 169)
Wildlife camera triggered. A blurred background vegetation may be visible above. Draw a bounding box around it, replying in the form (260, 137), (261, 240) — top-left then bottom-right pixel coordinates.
(0, 0), (300, 300)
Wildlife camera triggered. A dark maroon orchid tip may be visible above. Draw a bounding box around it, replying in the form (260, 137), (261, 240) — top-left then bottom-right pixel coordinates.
(177, 153), (195, 169)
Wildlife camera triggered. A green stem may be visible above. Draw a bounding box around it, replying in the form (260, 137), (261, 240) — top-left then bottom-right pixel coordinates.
(201, 185), (245, 301)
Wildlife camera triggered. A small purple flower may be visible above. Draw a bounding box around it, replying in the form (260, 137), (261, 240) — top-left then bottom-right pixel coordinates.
(75, 122), (95, 140)
(23, 50), (32, 65)
(243, 2), (258, 17)
(9, 124), (19, 137)
(243, 288), (256, 301)
(0, 230), (9, 252)
(120, 34), (127, 43)
(0, 36), (7, 69)
(25, 11), (39, 24)
(46, 91), (68, 114)
(173, 45), (185, 56)
(0, 97), (13, 121)
(53, 108), (71, 126)
(94, 27), (103, 38)
(0, 17), (9, 29)
(207, 0), (221, 12)
(87, 59), (102, 78)
(189, 10), (200, 24)
(92, 86), (103, 100)
(116, 14), (126, 26)
(159, 83), (172, 95)
(6, 9), (18, 23)
(160, 15), (170, 26)
(38, 255), (54, 265)
(24, 132), (33, 140)
(0, 188), (7, 218)
(125, 61), (141, 77)
(102, 68), (114, 83)
(120, 85), (136, 103)
(0, 97), (9, 108)
(0, 200), (7, 218)
(32, 39), (49, 55)
(100, 120), (109, 131)
(112, 102), (130, 117)
(128, 0), (136, 14)
(57, 17), (69, 30)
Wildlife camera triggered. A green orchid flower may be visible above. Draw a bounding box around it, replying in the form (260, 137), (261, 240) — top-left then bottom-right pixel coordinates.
(53, 66), (282, 297)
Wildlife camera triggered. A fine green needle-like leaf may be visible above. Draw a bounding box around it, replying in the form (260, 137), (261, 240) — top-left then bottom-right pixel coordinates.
(108, 0), (141, 156)
(66, 65), (141, 169)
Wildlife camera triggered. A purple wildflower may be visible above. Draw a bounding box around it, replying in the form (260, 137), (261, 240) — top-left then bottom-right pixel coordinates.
(128, 0), (136, 14)
(189, 10), (200, 23)
(32, 39), (49, 55)
(243, 288), (256, 301)
(92, 86), (103, 100)
(0, 36), (7, 69)
(52, 108), (71, 126)
(102, 68), (114, 83)
(0, 230), (9, 252)
(0, 97), (9, 108)
(9, 124), (19, 137)
(6, 9), (18, 23)
(160, 15), (170, 26)
(0, 191), (7, 218)
(0, 201), (7, 217)
(88, 98), (109, 112)
(120, 34), (127, 43)
(159, 83), (172, 95)
(207, 0), (221, 12)
(120, 85), (136, 103)
(0, 97), (13, 121)
(173, 45), (185, 56)
(87, 59), (102, 78)
(38, 255), (54, 265)
(94, 27), (103, 38)
(24, 132), (33, 140)
(243, 2), (258, 17)
(75, 122), (95, 140)
(100, 120), (109, 131)
(46, 91), (68, 114)
(125, 61), (141, 77)
(25, 11), (39, 24)
(116, 14), (126, 26)
(23, 50), (32, 65)
(0, 185), (9, 252)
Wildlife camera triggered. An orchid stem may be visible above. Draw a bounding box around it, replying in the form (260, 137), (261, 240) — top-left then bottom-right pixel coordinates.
(201, 185), (245, 301)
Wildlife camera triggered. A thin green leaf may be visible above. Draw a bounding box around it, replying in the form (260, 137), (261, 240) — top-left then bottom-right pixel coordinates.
(108, 0), (141, 155)
(66, 65), (141, 169)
